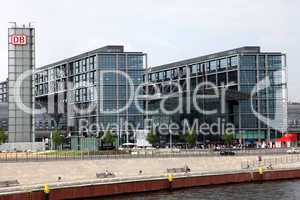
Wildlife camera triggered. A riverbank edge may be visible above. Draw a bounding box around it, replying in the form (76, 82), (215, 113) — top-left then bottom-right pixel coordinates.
(1, 168), (300, 200)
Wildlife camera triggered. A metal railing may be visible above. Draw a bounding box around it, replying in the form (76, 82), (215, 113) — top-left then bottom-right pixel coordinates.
(241, 154), (300, 169)
(0, 148), (292, 163)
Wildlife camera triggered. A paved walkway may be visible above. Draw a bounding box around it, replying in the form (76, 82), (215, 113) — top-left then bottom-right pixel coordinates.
(1, 155), (299, 186)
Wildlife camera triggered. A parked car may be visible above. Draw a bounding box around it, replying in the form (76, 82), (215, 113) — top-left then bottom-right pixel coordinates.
(220, 150), (235, 156)
(287, 148), (300, 154)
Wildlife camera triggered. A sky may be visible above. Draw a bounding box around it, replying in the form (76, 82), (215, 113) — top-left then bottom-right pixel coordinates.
(0, 0), (299, 101)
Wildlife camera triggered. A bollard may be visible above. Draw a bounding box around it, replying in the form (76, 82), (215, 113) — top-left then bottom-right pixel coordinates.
(258, 167), (264, 175)
(168, 174), (173, 182)
(167, 174), (174, 191)
(44, 183), (50, 200)
(258, 166), (264, 183)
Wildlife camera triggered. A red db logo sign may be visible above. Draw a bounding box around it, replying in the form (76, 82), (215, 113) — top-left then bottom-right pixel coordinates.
(11, 35), (27, 45)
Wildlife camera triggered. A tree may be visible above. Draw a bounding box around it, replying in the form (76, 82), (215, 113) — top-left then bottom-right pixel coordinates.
(0, 128), (7, 145)
(52, 129), (64, 150)
(102, 130), (116, 145)
(185, 129), (197, 148)
(146, 129), (159, 147)
(224, 131), (234, 147)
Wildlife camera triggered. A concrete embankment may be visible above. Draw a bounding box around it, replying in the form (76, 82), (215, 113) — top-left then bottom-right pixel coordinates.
(1, 168), (300, 200)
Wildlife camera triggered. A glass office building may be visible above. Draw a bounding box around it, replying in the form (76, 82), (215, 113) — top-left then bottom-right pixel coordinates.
(34, 45), (145, 144)
(145, 46), (287, 144)
(0, 44), (287, 146)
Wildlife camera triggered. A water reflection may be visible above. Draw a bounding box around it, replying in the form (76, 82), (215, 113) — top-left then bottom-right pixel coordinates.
(97, 180), (300, 200)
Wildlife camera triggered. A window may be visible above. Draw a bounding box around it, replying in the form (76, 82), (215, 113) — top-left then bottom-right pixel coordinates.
(103, 72), (116, 85)
(230, 56), (238, 67)
(259, 56), (265, 70)
(82, 88), (87, 101)
(171, 68), (178, 79)
(151, 73), (156, 82)
(241, 114), (258, 128)
(240, 71), (256, 85)
(39, 73), (43, 83)
(89, 86), (96, 100)
(179, 67), (186, 78)
(34, 86), (38, 95)
(128, 55), (143, 68)
(166, 70), (171, 79)
(75, 61), (80, 74)
(103, 86), (117, 100)
(205, 62), (210, 72)
(69, 63), (74, 75)
(163, 71), (167, 80)
(209, 60), (217, 71)
(155, 73), (159, 81)
(34, 74), (39, 83)
(191, 64), (198, 74)
(99, 55), (115, 69)
(74, 75), (79, 88)
(207, 74), (216, 85)
(39, 84), (43, 95)
(158, 72), (164, 81)
(268, 55), (282, 70)
(44, 83), (48, 94)
(217, 73), (227, 86)
(269, 70), (283, 85)
(61, 64), (67, 77)
(82, 59), (87, 72)
(259, 71), (266, 81)
(55, 67), (61, 79)
(89, 71), (95, 84)
(81, 73), (87, 82)
(118, 55), (126, 69)
(219, 58), (227, 70)
(75, 89), (80, 102)
(199, 63), (204, 73)
(75, 75), (79, 82)
(228, 71), (238, 84)
(240, 55), (256, 70)
(43, 71), (48, 82)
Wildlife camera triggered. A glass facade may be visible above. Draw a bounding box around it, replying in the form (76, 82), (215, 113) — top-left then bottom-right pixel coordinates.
(239, 54), (287, 140)
(1, 45), (288, 144)
(146, 46), (287, 144)
(34, 46), (145, 144)
(147, 53), (240, 145)
(98, 53), (144, 143)
(8, 26), (35, 142)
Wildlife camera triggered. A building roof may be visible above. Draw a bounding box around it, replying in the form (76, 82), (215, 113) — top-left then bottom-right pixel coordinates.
(149, 46), (281, 72)
(36, 45), (143, 71)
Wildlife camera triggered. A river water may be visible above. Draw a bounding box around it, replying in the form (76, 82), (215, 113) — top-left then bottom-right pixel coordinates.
(98, 180), (300, 200)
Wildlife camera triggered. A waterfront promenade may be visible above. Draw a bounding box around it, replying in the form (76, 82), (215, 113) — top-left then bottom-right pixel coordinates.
(1, 152), (300, 199)
(1, 154), (300, 186)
